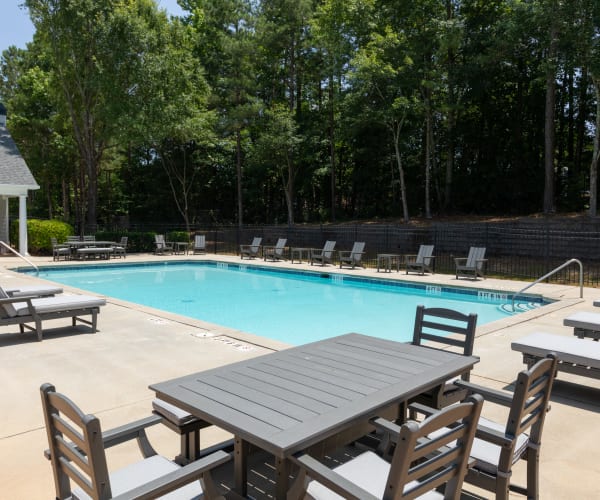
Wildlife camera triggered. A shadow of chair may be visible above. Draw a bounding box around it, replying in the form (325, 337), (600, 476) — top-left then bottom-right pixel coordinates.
(193, 234), (206, 254)
(405, 244), (435, 275)
(338, 241), (365, 269)
(409, 305), (478, 411)
(288, 394), (483, 500)
(310, 240), (336, 266)
(41, 383), (230, 500)
(435, 354), (558, 500)
(455, 246), (487, 280)
(263, 238), (287, 261)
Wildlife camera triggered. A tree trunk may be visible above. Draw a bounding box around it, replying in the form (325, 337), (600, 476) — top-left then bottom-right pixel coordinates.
(543, 25), (558, 214)
(589, 76), (600, 217)
(236, 128), (243, 228)
(329, 81), (336, 222)
(424, 91), (433, 219)
(392, 120), (409, 222)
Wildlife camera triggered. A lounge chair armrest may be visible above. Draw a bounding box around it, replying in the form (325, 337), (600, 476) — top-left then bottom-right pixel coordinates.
(474, 423), (513, 448)
(289, 453), (379, 500)
(476, 258), (488, 264)
(369, 416), (402, 441)
(0, 296), (34, 304)
(407, 402), (439, 418)
(111, 450), (231, 500)
(454, 380), (513, 407)
(454, 257), (468, 265)
(102, 414), (163, 449)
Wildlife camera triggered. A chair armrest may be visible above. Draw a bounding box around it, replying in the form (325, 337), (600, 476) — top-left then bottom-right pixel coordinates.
(102, 414), (162, 449)
(454, 380), (513, 407)
(454, 257), (468, 265)
(474, 423), (513, 448)
(369, 416), (402, 441)
(290, 453), (379, 500)
(112, 450), (231, 500)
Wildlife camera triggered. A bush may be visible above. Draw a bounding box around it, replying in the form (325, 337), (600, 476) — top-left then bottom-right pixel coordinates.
(10, 219), (73, 255)
(95, 230), (158, 253)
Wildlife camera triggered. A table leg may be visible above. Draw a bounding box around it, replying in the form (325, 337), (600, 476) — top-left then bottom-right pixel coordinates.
(234, 436), (248, 497)
(275, 456), (290, 500)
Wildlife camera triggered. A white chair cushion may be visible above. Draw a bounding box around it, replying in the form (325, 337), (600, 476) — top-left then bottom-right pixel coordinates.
(469, 416), (529, 475)
(153, 398), (198, 426)
(0, 286), (17, 317)
(73, 454), (204, 500)
(11, 295), (106, 317)
(305, 451), (443, 500)
(4, 285), (63, 297)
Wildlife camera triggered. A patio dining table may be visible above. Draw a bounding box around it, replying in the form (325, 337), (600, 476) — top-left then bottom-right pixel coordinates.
(150, 332), (479, 499)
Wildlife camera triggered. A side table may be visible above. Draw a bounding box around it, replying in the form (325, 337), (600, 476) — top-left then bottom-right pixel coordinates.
(377, 253), (402, 272)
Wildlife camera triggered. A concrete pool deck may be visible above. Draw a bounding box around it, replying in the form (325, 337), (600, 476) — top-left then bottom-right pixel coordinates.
(1, 252), (598, 498)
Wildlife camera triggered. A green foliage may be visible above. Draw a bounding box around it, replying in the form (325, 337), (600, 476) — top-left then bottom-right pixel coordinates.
(10, 219), (73, 255)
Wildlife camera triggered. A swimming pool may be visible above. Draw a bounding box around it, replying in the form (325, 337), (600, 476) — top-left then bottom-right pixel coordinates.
(23, 261), (548, 344)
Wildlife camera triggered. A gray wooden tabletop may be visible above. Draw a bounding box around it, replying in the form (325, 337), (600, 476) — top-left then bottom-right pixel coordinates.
(150, 332), (479, 457)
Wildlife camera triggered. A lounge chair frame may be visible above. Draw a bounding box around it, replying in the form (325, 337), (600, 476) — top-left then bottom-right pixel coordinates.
(193, 234), (206, 254)
(263, 238), (287, 261)
(154, 234), (173, 255)
(338, 242), (365, 269)
(455, 246), (487, 280)
(405, 244), (435, 275)
(310, 240), (336, 266)
(240, 237), (262, 259)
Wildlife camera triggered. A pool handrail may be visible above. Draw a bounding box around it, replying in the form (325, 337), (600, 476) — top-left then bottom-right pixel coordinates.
(0, 240), (39, 275)
(511, 258), (582, 311)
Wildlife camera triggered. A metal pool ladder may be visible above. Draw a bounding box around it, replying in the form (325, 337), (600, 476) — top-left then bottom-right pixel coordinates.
(511, 258), (583, 311)
(0, 240), (39, 275)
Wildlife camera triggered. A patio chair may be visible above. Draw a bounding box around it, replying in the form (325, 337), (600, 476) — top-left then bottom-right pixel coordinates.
(409, 305), (478, 411)
(4, 284), (63, 298)
(111, 236), (128, 258)
(51, 237), (71, 261)
(0, 286), (106, 341)
(240, 236), (262, 259)
(455, 246), (487, 280)
(405, 244), (435, 275)
(423, 354), (558, 500)
(193, 234), (206, 254)
(154, 234), (173, 255)
(338, 241), (365, 269)
(310, 240), (336, 266)
(263, 238), (287, 261)
(288, 394), (484, 500)
(41, 383), (230, 500)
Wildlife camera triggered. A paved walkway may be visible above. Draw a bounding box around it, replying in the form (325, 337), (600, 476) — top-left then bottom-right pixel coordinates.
(0, 252), (598, 498)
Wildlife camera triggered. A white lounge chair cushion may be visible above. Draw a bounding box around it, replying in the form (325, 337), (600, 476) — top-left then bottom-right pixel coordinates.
(4, 285), (63, 297)
(4, 295), (106, 318)
(305, 450), (443, 500)
(72, 454), (203, 500)
(153, 398), (198, 426)
(563, 311), (600, 331)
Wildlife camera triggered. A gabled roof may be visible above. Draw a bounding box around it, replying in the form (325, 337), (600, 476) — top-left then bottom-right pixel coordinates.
(0, 125), (40, 195)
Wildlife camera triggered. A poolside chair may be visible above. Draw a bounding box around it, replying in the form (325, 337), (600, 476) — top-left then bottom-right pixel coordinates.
(338, 241), (365, 269)
(51, 237), (71, 261)
(154, 234), (173, 255)
(193, 234), (206, 254)
(421, 354), (558, 500)
(41, 383), (230, 500)
(240, 236), (262, 259)
(263, 238), (287, 261)
(455, 246), (487, 280)
(288, 394), (483, 500)
(0, 286), (106, 341)
(409, 305), (478, 411)
(310, 240), (336, 266)
(405, 244), (435, 275)
(4, 284), (63, 298)
(111, 236), (128, 258)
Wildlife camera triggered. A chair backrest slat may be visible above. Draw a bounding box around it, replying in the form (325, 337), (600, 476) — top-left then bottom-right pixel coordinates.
(323, 240), (336, 257)
(416, 245), (434, 264)
(466, 247), (486, 268)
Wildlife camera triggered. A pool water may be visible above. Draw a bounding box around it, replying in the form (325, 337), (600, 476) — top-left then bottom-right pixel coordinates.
(26, 262), (547, 345)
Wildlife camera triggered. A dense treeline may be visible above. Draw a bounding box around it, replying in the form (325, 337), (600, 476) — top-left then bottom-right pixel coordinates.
(1, 0), (599, 232)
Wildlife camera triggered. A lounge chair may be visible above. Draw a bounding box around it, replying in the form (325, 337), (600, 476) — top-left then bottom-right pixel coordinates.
(512, 331), (600, 381)
(409, 305), (477, 410)
(193, 234), (206, 254)
(4, 285), (63, 298)
(41, 383), (230, 500)
(446, 354), (558, 500)
(240, 236), (262, 259)
(111, 236), (128, 258)
(154, 234), (173, 255)
(405, 244), (435, 275)
(288, 394), (483, 500)
(563, 311), (600, 340)
(0, 286), (106, 341)
(455, 246), (487, 280)
(263, 238), (287, 261)
(310, 240), (336, 266)
(338, 241), (365, 269)
(51, 237), (71, 261)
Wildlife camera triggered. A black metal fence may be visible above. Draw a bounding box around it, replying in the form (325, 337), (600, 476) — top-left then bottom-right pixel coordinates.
(118, 220), (600, 287)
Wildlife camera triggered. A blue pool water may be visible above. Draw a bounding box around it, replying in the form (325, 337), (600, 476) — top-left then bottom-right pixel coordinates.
(24, 262), (547, 345)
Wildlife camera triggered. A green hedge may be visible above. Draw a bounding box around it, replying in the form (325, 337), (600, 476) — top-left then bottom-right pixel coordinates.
(10, 219), (73, 255)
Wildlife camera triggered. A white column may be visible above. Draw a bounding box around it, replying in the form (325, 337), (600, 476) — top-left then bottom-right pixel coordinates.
(19, 195), (29, 256)
(0, 196), (8, 246)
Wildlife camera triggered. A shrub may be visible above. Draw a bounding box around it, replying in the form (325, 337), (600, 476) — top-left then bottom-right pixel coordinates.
(10, 219), (73, 255)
